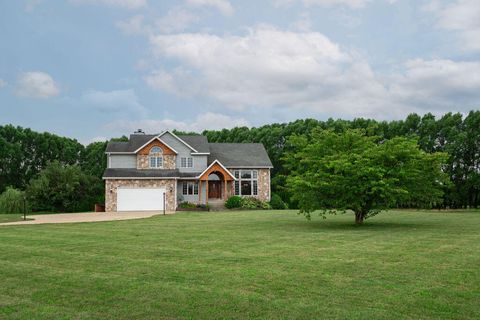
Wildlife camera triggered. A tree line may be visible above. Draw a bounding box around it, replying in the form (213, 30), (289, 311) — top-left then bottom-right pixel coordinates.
(0, 110), (478, 212)
(204, 111), (480, 209)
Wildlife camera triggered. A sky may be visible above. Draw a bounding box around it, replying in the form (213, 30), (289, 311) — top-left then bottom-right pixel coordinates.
(0, 0), (479, 144)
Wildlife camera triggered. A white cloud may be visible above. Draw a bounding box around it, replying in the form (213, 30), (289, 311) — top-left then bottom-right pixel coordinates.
(106, 112), (249, 133)
(69, 0), (146, 9)
(146, 25), (392, 116)
(15, 71), (60, 98)
(273, 0), (397, 9)
(273, 0), (372, 9)
(155, 6), (200, 33)
(391, 59), (480, 110)
(117, 7), (199, 36)
(82, 89), (147, 115)
(427, 0), (480, 52)
(186, 0), (234, 16)
(144, 25), (480, 119)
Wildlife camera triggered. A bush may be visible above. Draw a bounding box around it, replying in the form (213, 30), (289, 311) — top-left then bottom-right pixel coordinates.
(225, 196), (271, 210)
(0, 187), (26, 214)
(225, 196), (242, 208)
(178, 201), (197, 209)
(270, 193), (287, 209)
(241, 197), (271, 209)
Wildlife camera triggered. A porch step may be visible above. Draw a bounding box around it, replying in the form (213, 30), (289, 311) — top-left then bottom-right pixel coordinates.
(208, 199), (226, 211)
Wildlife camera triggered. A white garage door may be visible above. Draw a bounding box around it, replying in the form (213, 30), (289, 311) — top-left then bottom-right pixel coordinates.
(117, 188), (165, 212)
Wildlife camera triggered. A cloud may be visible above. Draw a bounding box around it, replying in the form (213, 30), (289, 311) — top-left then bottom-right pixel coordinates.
(272, 0), (372, 9)
(426, 0), (480, 52)
(186, 0), (234, 16)
(390, 59), (480, 111)
(146, 25), (390, 116)
(82, 89), (147, 115)
(273, 0), (397, 9)
(15, 71), (60, 98)
(155, 6), (200, 33)
(106, 112), (249, 133)
(117, 7), (199, 36)
(144, 25), (480, 119)
(69, 0), (146, 9)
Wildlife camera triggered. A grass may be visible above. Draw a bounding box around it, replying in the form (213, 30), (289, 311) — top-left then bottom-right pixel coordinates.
(0, 209), (479, 319)
(0, 214), (30, 223)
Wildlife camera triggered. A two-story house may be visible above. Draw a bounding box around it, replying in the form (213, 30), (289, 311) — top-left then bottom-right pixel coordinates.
(102, 130), (273, 212)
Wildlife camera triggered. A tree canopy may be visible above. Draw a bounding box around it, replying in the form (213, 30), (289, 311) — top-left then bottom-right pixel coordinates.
(284, 129), (448, 223)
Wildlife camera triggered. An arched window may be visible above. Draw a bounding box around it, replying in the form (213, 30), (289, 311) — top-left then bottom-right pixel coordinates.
(149, 146), (163, 168)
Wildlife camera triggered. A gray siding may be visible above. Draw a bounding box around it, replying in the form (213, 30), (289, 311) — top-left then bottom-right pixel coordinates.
(161, 132), (208, 173)
(177, 180), (206, 204)
(109, 155), (136, 168)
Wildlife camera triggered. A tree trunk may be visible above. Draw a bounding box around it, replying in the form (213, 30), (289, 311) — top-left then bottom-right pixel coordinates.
(355, 211), (365, 224)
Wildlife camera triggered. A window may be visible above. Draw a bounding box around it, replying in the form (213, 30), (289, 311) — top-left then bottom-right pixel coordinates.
(182, 182), (198, 195)
(181, 157), (194, 168)
(234, 170), (258, 196)
(149, 146), (163, 168)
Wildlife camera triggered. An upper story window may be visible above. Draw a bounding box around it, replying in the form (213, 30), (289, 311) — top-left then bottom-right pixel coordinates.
(181, 157), (194, 168)
(149, 146), (163, 168)
(234, 170), (258, 196)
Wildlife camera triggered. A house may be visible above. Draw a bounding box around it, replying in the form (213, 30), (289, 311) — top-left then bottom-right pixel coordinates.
(102, 130), (273, 212)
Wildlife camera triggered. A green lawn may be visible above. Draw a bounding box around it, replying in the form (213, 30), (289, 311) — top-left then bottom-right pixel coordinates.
(0, 210), (479, 319)
(0, 214), (29, 223)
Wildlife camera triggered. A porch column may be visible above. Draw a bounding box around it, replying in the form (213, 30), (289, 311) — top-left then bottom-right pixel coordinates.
(206, 180), (209, 205)
(198, 180), (202, 204)
(224, 180), (228, 200)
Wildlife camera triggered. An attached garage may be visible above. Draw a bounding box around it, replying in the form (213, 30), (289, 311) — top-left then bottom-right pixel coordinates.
(116, 187), (165, 212)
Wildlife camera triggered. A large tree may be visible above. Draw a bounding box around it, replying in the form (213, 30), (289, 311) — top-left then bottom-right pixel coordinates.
(285, 129), (448, 224)
(26, 161), (103, 212)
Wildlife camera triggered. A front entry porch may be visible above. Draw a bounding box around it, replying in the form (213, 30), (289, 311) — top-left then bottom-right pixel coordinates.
(198, 160), (236, 205)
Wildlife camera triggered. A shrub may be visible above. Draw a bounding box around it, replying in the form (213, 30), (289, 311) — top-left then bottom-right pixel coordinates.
(240, 197), (271, 210)
(270, 193), (287, 210)
(179, 201), (197, 209)
(225, 196), (242, 208)
(0, 187), (26, 214)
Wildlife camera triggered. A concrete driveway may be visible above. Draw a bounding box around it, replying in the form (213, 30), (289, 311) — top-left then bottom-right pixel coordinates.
(0, 211), (172, 226)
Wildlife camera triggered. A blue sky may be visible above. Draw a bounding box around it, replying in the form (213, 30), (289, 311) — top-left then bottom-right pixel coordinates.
(1, 0), (479, 143)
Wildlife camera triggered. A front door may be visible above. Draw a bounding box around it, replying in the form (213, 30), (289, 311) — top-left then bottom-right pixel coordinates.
(208, 181), (221, 199)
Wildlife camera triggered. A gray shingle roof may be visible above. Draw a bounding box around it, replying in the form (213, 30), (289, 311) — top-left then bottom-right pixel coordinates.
(177, 135), (210, 153)
(104, 133), (273, 169)
(103, 168), (200, 178)
(105, 133), (210, 153)
(208, 143), (273, 167)
(105, 134), (156, 153)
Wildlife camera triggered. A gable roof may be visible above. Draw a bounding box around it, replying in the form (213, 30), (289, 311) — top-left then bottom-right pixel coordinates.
(105, 132), (208, 154)
(105, 133), (273, 168)
(133, 136), (178, 154)
(208, 143), (273, 168)
(198, 159), (236, 180)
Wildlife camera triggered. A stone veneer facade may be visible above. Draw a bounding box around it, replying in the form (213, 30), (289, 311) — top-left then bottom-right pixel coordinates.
(257, 169), (271, 202)
(137, 154), (176, 170)
(227, 168), (271, 202)
(105, 179), (176, 212)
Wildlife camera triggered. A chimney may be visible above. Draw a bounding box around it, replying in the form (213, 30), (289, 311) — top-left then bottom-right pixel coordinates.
(133, 129), (145, 135)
